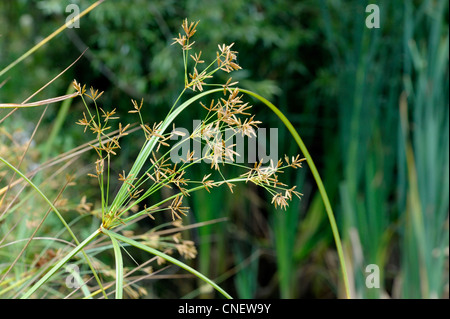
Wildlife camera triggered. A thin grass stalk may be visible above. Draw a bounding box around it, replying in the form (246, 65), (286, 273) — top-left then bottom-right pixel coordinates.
(109, 235), (124, 299)
(101, 228), (233, 299)
(237, 88), (351, 299)
(0, 156), (107, 298)
(2, 81), (350, 298)
(0, 1), (104, 78)
(64, 263), (92, 298)
(106, 85), (350, 298)
(108, 91), (214, 216)
(20, 229), (102, 298)
(0, 157), (79, 249)
(0, 178), (70, 284)
(41, 84), (75, 162)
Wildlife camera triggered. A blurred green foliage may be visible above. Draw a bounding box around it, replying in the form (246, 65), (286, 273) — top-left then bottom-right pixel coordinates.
(1, 0), (448, 298)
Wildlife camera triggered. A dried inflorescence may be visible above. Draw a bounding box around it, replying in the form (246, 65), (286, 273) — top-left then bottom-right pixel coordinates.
(74, 19), (304, 234)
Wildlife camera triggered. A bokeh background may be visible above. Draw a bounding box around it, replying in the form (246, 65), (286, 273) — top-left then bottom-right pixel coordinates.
(0, 0), (448, 298)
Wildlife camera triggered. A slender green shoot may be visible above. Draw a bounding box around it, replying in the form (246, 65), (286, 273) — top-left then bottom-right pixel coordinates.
(102, 228), (233, 299)
(109, 235), (124, 299)
(236, 88), (351, 299)
(21, 229), (102, 299)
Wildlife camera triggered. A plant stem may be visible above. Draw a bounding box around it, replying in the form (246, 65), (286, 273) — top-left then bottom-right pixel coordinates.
(237, 88), (351, 299)
(0, 156), (107, 298)
(106, 86), (350, 298)
(109, 235), (124, 299)
(0, 0), (105, 78)
(102, 228), (233, 299)
(21, 229), (102, 299)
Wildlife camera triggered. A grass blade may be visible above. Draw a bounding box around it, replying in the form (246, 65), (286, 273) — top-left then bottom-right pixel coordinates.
(21, 229), (101, 299)
(101, 228), (233, 299)
(109, 235), (124, 299)
(0, 0), (104, 78)
(107, 85), (350, 298)
(0, 156), (107, 298)
(238, 88), (351, 299)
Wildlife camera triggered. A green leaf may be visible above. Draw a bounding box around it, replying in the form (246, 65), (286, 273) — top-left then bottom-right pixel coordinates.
(102, 228), (233, 299)
(109, 235), (124, 299)
(21, 230), (101, 299)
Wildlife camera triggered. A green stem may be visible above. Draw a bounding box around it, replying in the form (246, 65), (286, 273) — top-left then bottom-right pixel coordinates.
(109, 235), (124, 299)
(0, 157), (77, 242)
(0, 1), (105, 78)
(106, 86), (350, 298)
(0, 156), (107, 298)
(109, 89), (225, 216)
(102, 228), (233, 299)
(238, 88), (351, 299)
(21, 229), (102, 299)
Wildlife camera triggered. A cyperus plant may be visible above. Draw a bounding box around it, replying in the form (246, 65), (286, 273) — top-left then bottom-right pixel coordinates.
(3, 19), (327, 299)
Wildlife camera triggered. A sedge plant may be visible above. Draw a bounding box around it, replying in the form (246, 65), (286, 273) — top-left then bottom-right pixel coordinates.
(1, 18), (350, 299)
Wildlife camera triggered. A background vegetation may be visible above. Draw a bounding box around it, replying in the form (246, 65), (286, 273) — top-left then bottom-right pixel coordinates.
(0, 0), (448, 298)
